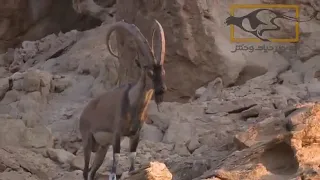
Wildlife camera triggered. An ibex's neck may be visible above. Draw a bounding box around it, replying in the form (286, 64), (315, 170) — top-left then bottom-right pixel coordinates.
(128, 68), (148, 107)
(126, 68), (149, 134)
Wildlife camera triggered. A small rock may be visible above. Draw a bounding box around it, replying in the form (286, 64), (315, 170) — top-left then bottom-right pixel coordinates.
(0, 90), (20, 104)
(195, 87), (206, 98)
(0, 77), (10, 98)
(22, 70), (41, 92)
(12, 79), (23, 91)
(0, 49), (14, 66)
(17, 94), (42, 113)
(71, 155), (85, 170)
(147, 114), (170, 132)
(307, 82), (320, 97)
(233, 129), (257, 150)
(174, 143), (191, 156)
(120, 137), (130, 149)
(0, 114), (13, 119)
(286, 106), (310, 131)
(53, 75), (63, 79)
(278, 70), (303, 85)
(259, 106), (276, 118)
(11, 72), (24, 80)
(21, 111), (42, 128)
(192, 145), (209, 155)
(59, 136), (82, 155)
(38, 71), (53, 96)
(162, 122), (193, 144)
(140, 124), (164, 142)
(62, 108), (74, 120)
(121, 161), (172, 180)
(47, 148), (76, 164)
(51, 77), (71, 93)
(246, 117), (257, 123)
(22, 125), (54, 148)
(198, 78), (223, 101)
(0, 67), (8, 78)
(187, 136), (201, 152)
(0, 118), (25, 147)
(0, 104), (15, 117)
(56, 170), (83, 180)
(199, 131), (232, 148)
(241, 105), (260, 119)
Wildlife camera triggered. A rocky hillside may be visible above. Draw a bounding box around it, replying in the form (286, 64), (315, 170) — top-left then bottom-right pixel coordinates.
(0, 0), (319, 180)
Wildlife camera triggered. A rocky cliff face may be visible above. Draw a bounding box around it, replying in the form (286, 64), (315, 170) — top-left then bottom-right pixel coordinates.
(73, 0), (320, 102)
(0, 0), (102, 53)
(0, 0), (319, 180)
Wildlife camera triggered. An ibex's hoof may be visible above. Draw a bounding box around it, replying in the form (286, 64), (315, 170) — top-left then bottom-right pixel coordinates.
(109, 173), (117, 180)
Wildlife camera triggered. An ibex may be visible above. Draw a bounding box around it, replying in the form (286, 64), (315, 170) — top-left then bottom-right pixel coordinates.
(79, 19), (167, 180)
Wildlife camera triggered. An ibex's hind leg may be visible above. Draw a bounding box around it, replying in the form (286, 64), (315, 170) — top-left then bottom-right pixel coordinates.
(110, 132), (121, 180)
(88, 145), (109, 180)
(129, 131), (140, 172)
(83, 133), (93, 180)
(88, 131), (113, 180)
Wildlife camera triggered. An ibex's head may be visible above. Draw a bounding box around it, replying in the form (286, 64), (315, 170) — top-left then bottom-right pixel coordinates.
(148, 20), (167, 104)
(106, 19), (167, 105)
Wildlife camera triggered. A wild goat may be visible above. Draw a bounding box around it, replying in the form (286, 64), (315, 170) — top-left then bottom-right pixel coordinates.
(79, 19), (167, 180)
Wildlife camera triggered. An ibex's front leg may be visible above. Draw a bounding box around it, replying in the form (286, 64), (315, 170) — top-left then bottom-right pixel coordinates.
(110, 132), (121, 180)
(129, 131), (140, 172)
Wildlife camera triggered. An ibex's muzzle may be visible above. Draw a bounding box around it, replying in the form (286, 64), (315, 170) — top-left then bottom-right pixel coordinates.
(154, 84), (166, 104)
(155, 84), (167, 94)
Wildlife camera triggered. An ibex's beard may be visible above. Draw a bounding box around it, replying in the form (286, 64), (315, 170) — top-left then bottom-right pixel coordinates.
(155, 94), (163, 104)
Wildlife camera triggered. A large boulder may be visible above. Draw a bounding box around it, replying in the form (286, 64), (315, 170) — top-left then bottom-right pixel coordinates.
(197, 103), (320, 180)
(0, 146), (60, 180)
(0, 117), (53, 149)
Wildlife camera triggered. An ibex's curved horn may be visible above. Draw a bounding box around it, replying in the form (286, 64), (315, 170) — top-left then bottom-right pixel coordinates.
(151, 19), (166, 65)
(105, 21), (155, 66)
(106, 35), (119, 59)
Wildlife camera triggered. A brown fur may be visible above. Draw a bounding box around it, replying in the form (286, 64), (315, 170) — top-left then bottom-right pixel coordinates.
(79, 85), (129, 148)
(79, 84), (153, 142)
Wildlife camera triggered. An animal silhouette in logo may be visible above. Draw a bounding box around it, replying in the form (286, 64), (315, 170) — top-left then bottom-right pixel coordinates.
(225, 7), (319, 41)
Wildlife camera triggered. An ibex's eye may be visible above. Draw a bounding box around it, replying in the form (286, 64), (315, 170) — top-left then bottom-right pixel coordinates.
(135, 59), (141, 68)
